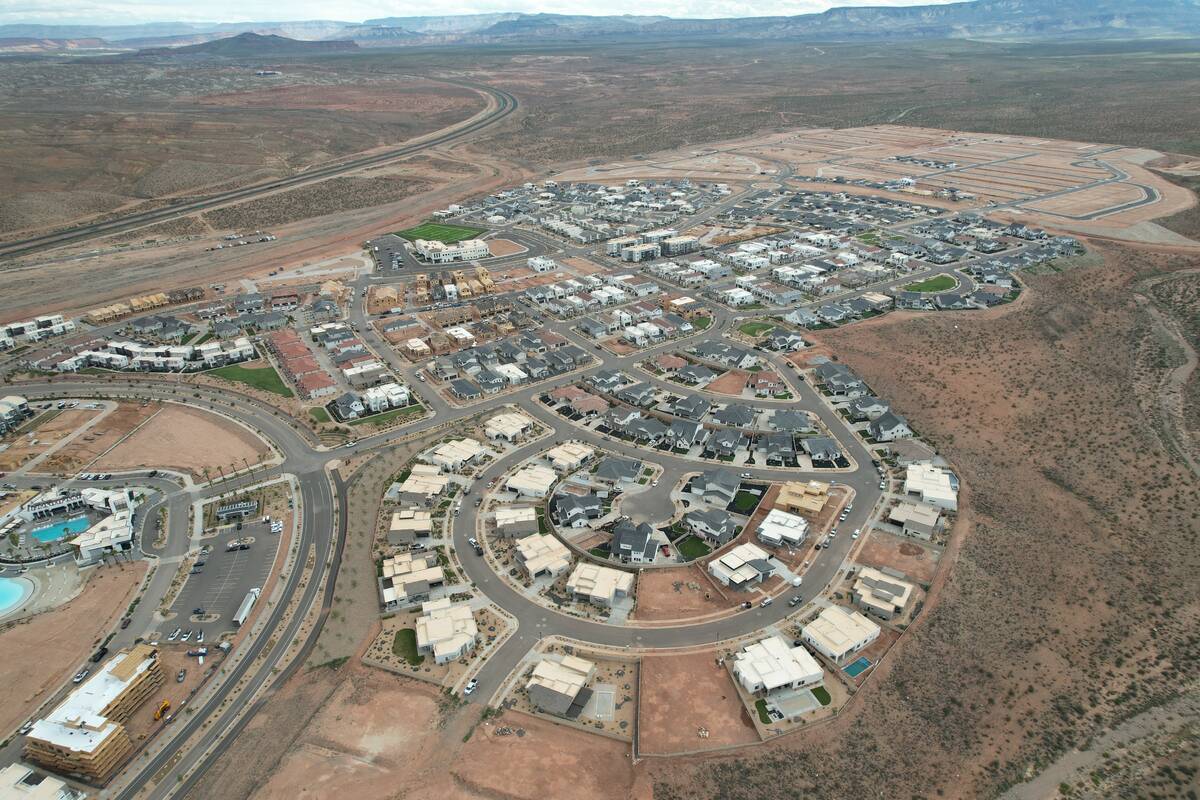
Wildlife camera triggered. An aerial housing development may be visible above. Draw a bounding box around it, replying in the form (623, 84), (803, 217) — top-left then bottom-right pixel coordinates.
(0, 10), (1196, 799)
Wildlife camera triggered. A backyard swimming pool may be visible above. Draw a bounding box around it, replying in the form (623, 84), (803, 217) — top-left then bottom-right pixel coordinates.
(844, 656), (872, 678)
(29, 516), (90, 544)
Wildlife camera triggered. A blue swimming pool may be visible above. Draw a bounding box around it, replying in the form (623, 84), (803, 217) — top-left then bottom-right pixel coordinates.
(29, 516), (90, 543)
(0, 577), (30, 615)
(844, 656), (872, 677)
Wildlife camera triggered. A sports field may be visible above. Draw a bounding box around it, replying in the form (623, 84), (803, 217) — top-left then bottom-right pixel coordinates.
(394, 221), (486, 244)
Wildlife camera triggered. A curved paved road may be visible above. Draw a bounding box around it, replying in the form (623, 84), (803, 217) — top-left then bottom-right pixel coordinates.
(0, 78), (518, 261)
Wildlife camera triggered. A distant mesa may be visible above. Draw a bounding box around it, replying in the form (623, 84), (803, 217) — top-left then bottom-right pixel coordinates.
(1, 0), (1196, 52)
(135, 32), (358, 57)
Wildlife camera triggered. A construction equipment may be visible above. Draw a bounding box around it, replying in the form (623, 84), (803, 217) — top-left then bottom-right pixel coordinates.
(154, 700), (171, 721)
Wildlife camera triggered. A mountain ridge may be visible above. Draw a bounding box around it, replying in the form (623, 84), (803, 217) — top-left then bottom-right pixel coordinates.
(1, 0), (1197, 52)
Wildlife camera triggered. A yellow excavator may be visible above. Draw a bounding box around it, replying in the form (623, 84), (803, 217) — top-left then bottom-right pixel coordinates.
(153, 700), (170, 721)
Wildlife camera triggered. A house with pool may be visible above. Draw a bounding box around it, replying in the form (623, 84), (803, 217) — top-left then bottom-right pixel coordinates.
(3, 487), (140, 565)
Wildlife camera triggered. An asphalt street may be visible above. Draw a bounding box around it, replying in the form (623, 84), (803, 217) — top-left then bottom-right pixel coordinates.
(0, 156), (995, 798)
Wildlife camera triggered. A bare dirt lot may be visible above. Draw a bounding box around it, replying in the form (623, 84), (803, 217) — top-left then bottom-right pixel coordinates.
(455, 710), (638, 800)
(195, 664), (635, 800)
(248, 667), (448, 800)
(639, 651), (760, 756)
(487, 238), (525, 256)
(40, 401), (159, 474)
(94, 403), (270, 478)
(855, 530), (942, 584)
(0, 408), (99, 471)
(633, 565), (740, 621)
(0, 563), (146, 735)
(706, 369), (748, 396)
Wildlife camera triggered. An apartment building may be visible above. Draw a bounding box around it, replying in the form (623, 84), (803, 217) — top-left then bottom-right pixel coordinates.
(25, 645), (165, 783)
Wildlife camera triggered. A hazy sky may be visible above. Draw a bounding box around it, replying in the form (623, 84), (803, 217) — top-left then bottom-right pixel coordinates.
(1, 0), (963, 25)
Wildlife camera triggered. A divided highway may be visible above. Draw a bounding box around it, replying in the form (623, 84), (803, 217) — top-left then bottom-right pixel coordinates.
(0, 79), (518, 261)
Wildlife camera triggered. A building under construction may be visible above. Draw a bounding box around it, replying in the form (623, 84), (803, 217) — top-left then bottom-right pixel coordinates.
(24, 645), (165, 784)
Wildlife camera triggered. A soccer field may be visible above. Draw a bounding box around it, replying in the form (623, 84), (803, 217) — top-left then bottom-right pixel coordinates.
(395, 221), (486, 244)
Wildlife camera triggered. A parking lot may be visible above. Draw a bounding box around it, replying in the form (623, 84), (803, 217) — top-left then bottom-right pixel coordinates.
(366, 234), (416, 271)
(168, 520), (279, 636)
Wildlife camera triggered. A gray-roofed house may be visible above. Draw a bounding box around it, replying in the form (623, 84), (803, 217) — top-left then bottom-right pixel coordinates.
(212, 321), (242, 339)
(765, 331), (807, 352)
(578, 317), (611, 339)
(934, 292), (970, 310)
(757, 432), (796, 465)
(588, 369), (626, 393)
(474, 368), (507, 394)
(667, 420), (707, 450)
(770, 409), (814, 433)
(593, 456), (642, 485)
(685, 508), (738, 546)
(970, 290), (1003, 308)
(689, 469), (741, 506)
(708, 428), (747, 459)
(677, 364), (717, 385)
(868, 411), (913, 442)
(610, 520), (656, 563)
(801, 436), (842, 463)
(672, 395), (711, 420)
(617, 383), (656, 407)
(627, 416), (668, 444)
(551, 493), (603, 528)
(449, 379), (481, 400)
(713, 404), (755, 428)
(784, 308), (821, 328)
(333, 392), (364, 421)
(848, 395), (890, 421)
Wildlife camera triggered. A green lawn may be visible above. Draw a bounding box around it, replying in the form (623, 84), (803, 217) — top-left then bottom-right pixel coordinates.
(903, 274), (957, 293)
(392, 629), (424, 666)
(754, 698), (772, 725)
(676, 534), (712, 561)
(536, 510), (550, 535)
(588, 546), (610, 558)
(692, 316), (712, 331)
(738, 321), (775, 337)
(395, 221), (486, 244)
(309, 407), (331, 424)
(730, 490), (761, 515)
(348, 402), (424, 427)
(207, 362), (293, 397)
(811, 686), (832, 706)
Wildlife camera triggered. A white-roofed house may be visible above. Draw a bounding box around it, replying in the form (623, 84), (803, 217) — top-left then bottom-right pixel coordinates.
(755, 508), (809, 549)
(515, 534), (572, 578)
(707, 542), (775, 590)
(802, 605), (880, 662)
(427, 438), (489, 472)
(494, 505), (539, 538)
(484, 411), (535, 442)
(525, 655), (596, 717)
(566, 562), (634, 606)
(733, 635), (824, 696)
(415, 598), (478, 664)
(505, 464), (558, 499)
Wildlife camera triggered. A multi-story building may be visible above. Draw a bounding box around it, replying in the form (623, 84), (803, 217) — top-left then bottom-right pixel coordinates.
(413, 239), (490, 263)
(24, 645), (165, 783)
